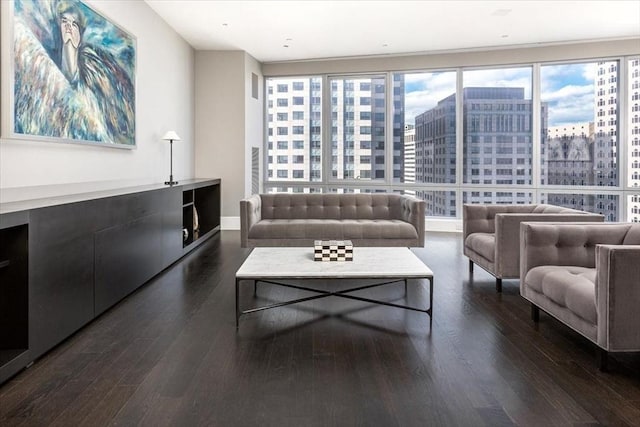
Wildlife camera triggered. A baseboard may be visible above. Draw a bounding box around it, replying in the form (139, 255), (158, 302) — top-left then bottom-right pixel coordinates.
(425, 218), (462, 233)
(221, 216), (240, 230)
(223, 216), (461, 233)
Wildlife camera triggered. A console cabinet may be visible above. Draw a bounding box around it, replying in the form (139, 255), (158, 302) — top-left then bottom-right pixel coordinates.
(0, 179), (220, 384)
(0, 214), (29, 378)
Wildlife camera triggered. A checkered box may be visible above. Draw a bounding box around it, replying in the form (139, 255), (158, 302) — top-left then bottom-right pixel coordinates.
(314, 240), (353, 261)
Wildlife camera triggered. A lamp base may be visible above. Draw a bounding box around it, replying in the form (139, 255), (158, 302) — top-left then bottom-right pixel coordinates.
(165, 180), (179, 186)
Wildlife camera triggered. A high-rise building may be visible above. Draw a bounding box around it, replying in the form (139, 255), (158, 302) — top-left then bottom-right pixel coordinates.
(403, 124), (415, 185)
(266, 77), (322, 184)
(544, 61), (621, 221)
(545, 123), (596, 212)
(414, 87), (535, 214)
(628, 58), (640, 222)
(545, 122), (594, 186)
(266, 76), (403, 188)
(592, 61), (619, 221)
(330, 78), (382, 180)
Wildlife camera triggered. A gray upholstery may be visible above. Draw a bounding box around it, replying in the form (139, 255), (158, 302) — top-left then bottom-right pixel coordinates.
(240, 193), (425, 248)
(520, 222), (640, 353)
(463, 204), (604, 284)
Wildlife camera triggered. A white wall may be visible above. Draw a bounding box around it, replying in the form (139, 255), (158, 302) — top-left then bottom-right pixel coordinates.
(194, 51), (245, 223)
(0, 0), (195, 201)
(244, 54), (264, 199)
(194, 50), (263, 227)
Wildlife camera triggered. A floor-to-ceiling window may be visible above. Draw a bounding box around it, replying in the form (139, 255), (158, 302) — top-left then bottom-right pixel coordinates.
(264, 55), (638, 222)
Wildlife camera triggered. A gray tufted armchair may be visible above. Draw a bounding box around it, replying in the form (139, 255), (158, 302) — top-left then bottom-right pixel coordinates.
(463, 204), (604, 291)
(520, 222), (640, 370)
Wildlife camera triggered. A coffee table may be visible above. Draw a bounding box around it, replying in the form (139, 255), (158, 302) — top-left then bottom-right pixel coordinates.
(235, 247), (434, 328)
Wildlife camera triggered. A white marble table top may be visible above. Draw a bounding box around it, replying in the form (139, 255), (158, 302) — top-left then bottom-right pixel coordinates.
(236, 247), (433, 280)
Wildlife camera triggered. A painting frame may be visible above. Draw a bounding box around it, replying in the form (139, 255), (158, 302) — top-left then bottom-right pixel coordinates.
(1, 0), (137, 149)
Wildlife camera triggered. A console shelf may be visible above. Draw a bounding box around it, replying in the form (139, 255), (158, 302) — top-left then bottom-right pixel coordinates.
(182, 181), (221, 250)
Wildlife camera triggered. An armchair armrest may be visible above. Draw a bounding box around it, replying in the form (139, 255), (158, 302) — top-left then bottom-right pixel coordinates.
(400, 196), (425, 247)
(240, 194), (262, 248)
(596, 244), (640, 351)
(496, 213), (603, 278)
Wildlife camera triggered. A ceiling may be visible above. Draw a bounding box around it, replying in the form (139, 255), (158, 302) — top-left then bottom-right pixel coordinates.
(145, 1), (640, 63)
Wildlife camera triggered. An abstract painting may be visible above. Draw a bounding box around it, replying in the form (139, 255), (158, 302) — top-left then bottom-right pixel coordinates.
(12, 0), (136, 147)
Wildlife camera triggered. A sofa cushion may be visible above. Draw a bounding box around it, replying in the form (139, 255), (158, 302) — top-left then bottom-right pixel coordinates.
(465, 232), (495, 262)
(248, 219), (418, 241)
(524, 266), (597, 324)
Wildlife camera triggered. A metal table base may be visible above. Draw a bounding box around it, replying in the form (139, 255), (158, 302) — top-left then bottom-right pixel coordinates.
(235, 276), (433, 328)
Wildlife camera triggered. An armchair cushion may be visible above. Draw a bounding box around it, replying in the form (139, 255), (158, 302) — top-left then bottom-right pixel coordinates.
(465, 233), (495, 263)
(524, 266), (596, 324)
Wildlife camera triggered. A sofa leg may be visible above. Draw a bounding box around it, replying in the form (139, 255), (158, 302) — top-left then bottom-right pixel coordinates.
(495, 278), (502, 292)
(597, 348), (609, 372)
(469, 260), (473, 273)
(531, 304), (540, 323)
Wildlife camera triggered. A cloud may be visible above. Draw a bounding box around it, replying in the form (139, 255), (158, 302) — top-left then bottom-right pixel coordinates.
(545, 93), (595, 126)
(402, 67), (533, 124)
(541, 83), (595, 125)
(538, 62), (602, 125)
(402, 71), (456, 124)
(542, 83), (594, 101)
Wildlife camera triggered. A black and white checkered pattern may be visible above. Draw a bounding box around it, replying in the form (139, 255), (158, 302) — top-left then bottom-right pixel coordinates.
(314, 240), (353, 261)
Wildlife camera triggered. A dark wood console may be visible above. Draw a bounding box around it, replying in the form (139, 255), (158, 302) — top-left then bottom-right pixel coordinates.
(0, 179), (220, 384)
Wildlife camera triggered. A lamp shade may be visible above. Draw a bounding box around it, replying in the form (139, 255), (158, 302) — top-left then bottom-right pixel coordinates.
(161, 130), (181, 141)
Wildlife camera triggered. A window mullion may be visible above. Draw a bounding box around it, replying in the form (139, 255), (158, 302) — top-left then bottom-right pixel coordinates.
(532, 63), (541, 204)
(386, 72), (393, 185)
(455, 68), (464, 218)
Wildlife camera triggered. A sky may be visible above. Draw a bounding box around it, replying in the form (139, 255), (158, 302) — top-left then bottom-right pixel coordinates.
(402, 63), (601, 127)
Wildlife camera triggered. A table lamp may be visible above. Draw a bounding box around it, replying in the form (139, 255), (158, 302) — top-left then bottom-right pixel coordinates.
(162, 130), (181, 185)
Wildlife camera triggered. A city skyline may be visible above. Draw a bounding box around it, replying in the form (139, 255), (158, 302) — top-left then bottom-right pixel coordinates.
(265, 58), (639, 222)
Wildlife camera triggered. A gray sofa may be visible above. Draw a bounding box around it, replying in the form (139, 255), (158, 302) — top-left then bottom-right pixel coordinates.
(240, 193), (425, 248)
(463, 204), (604, 291)
(520, 222), (640, 370)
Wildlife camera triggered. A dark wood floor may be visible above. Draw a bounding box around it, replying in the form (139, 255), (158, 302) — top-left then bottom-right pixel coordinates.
(1, 231), (639, 426)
